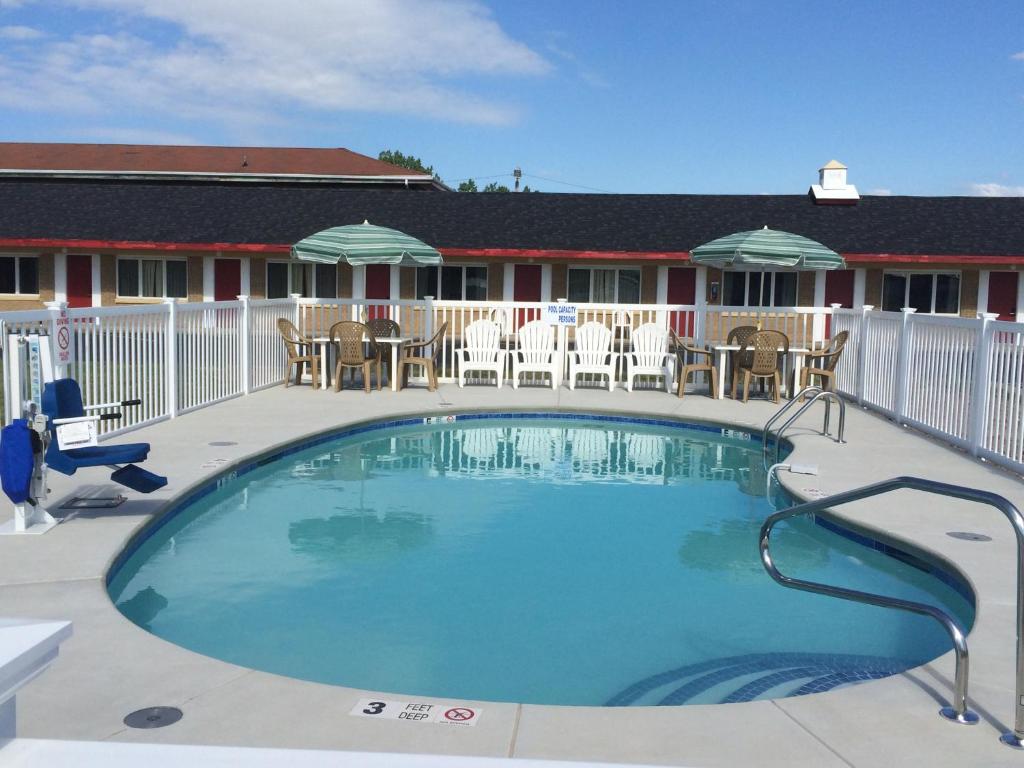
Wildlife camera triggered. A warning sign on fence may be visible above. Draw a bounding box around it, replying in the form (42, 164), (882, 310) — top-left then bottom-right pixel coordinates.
(53, 308), (74, 365)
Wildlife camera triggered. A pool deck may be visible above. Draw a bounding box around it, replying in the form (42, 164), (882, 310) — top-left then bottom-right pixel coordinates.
(1, 381), (1023, 767)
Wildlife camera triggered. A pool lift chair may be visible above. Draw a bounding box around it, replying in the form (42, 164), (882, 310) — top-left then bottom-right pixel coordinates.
(0, 377), (167, 534)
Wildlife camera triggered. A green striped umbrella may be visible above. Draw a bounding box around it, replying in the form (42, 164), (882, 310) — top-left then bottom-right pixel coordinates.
(291, 220), (442, 266)
(689, 226), (845, 270)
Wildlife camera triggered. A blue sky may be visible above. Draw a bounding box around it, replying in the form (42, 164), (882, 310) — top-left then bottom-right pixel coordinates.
(0, 0), (1021, 196)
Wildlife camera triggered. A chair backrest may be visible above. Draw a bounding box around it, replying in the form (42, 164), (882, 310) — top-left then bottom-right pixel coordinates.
(366, 318), (399, 341)
(277, 318), (305, 359)
(463, 319), (502, 362)
(425, 321), (448, 361)
(574, 321), (613, 366)
(743, 330), (789, 375)
(42, 378), (85, 423)
(516, 320), (554, 363)
(630, 322), (669, 367)
(824, 330), (849, 372)
(330, 321), (375, 365)
(727, 324), (758, 347)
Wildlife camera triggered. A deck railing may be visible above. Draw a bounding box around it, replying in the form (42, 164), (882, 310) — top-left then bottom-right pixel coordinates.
(2, 297), (1023, 473)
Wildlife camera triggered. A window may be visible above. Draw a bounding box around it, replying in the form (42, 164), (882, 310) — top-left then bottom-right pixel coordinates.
(566, 268), (641, 304)
(882, 272), (960, 314)
(722, 271), (797, 307)
(117, 258), (186, 298)
(266, 262), (337, 299)
(416, 265), (487, 300)
(0, 255), (39, 295)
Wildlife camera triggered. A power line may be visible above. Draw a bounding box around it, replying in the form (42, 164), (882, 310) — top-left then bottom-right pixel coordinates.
(522, 174), (614, 194)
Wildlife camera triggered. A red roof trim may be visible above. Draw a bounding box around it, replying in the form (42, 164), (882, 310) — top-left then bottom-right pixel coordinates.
(1, 240), (1023, 264)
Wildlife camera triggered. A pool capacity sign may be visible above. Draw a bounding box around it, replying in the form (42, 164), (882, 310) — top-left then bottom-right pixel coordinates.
(543, 303), (577, 326)
(350, 698), (480, 726)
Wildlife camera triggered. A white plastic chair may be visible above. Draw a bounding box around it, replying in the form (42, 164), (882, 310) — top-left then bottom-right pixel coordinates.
(456, 319), (506, 388)
(625, 322), (673, 392)
(512, 320), (557, 390)
(568, 322), (617, 391)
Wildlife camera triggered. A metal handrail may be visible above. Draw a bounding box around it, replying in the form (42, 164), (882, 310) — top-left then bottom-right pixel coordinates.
(760, 476), (1024, 746)
(763, 385), (825, 442)
(764, 389), (846, 468)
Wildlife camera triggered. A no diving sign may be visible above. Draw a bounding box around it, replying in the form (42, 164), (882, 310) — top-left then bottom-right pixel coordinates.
(351, 698), (480, 726)
(53, 308), (75, 365)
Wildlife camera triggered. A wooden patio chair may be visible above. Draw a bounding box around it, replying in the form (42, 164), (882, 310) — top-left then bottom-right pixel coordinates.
(456, 319), (506, 388)
(328, 320), (381, 393)
(398, 321), (448, 392)
(366, 317), (400, 386)
(277, 318), (319, 390)
(734, 330), (789, 403)
(670, 328), (718, 399)
(512, 320), (557, 390)
(625, 322), (673, 392)
(799, 330), (849, 396)
(726, 325), (758, 397)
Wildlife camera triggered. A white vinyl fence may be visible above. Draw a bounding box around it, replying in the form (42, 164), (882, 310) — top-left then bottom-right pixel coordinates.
(2, 297), (1023, 474)
(832, 306), (1024, 473)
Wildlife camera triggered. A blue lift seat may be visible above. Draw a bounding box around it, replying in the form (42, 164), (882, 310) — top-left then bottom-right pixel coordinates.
(41, 378), (167, 493)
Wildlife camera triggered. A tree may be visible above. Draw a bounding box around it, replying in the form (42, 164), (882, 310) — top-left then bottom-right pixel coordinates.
(482, 182), (511, 193)
(377, 150), (441, 183)
(457, 179), (478, 192)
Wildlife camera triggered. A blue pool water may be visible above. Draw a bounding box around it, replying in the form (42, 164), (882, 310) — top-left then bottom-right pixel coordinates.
(108, 415), (974, 707)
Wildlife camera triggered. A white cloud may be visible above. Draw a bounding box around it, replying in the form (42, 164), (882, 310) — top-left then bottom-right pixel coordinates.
(0, 0), (550, 128)
(70, 126), (200, 145)
(970, 182), (1024, 197)
(0, 0), (34, 8)
(0, 25), (43, 39)
(868, 188), (893, 196)
(1012, 51), (1024, 60)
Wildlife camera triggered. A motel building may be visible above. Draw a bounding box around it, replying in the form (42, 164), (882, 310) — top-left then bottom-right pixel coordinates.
(0, 142), (1022, 321)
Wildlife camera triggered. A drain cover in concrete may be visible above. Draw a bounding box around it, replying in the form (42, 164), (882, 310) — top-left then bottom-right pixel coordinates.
(946, 531), (992, 542)
(208, 441), (238, 446)
(123, 706), (183, 729)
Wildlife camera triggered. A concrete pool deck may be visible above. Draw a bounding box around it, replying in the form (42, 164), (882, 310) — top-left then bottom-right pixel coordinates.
(1, 382), (1023, 767)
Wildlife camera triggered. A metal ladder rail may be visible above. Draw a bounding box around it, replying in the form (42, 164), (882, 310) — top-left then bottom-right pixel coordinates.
(769, 391), (846, 467)
(762, 386), (827, 466)
(760, 476), (1024, 747)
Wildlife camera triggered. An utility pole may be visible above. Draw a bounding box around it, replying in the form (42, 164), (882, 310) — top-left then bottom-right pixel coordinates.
(513, 166), (521, 192)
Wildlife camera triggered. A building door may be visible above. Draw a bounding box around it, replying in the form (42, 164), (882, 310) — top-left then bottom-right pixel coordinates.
(513, 264), (542, 327)
(214, 259), (241, 301)
(667, 267), (696, 336)
(365, 264), (391, 320)
(66, 254), (93, 308)
(824, 269), (855, 336)
(988, 272), (1019, 321)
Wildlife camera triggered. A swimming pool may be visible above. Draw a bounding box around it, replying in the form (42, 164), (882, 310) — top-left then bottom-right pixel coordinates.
(108, 413), (973, 707)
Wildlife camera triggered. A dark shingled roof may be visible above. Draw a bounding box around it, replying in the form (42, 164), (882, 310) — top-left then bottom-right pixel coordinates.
(1, 179), (1022, 256)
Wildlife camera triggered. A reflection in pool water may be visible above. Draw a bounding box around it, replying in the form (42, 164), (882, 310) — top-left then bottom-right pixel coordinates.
(109, 417), (973, 707)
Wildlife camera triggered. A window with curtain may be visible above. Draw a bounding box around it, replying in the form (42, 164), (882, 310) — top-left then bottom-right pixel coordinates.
(722, 271), (797, 307)
(117, 258), (186, 298)
(416, 265), (488, 300)
(315, 264), (337, 298)
(566, 267), (641, 303)
(266, 262), (289, 298)
(882, 271), (960, 314)
(0, 255), (38, 294)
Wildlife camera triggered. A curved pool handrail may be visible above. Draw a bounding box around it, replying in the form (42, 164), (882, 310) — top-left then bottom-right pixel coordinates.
(764, 389), (846, 469)
(760, 476), (1024, 745)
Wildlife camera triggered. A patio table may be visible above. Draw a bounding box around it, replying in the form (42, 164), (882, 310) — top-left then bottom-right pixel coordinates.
(711, 343), (810, 400)
(311, 335), (409, 392)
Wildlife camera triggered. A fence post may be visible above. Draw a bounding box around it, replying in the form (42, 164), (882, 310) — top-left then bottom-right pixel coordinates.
(164, 299), (178, 418)
(291, 294), (302, 333)
(44, 301), (69, 381)
(238, 295), (251, 396)
(694, 268), (708, 347)
(424, 295), (434, 342)
(893, 307), (917, 422)
(968, 313), (998, 456)
(855, 305), (873, 405)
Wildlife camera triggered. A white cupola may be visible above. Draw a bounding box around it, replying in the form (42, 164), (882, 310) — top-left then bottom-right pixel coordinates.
(810, 160), (860, 204)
